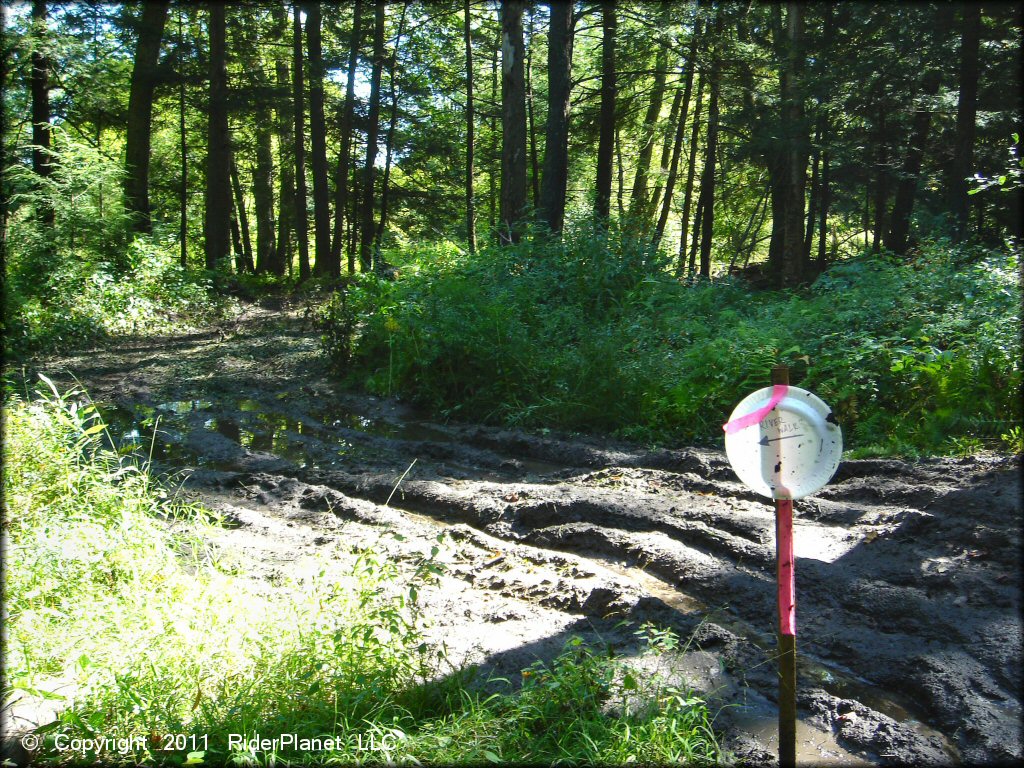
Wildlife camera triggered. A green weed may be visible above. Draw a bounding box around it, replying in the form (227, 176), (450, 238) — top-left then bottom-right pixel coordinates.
(322, 230), (1021, 456)
(4, 133), (233, 359)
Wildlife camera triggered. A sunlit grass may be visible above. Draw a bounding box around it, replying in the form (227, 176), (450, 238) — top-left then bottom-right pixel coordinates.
(3, 379), (721, 766)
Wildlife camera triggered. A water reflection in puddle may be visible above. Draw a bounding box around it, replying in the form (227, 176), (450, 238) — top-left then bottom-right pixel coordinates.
(99, 394), (465, 473)
(157, 400), (212, 413)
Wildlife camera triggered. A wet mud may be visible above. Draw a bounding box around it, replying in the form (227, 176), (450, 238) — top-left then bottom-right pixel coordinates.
(21, 306), (1022, 766)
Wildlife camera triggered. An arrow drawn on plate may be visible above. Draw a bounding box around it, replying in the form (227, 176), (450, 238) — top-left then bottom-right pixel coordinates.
(759, 434), (805, 446)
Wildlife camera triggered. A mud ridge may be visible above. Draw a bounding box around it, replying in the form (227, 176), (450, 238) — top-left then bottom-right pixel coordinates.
(20, 305), (1021, 767)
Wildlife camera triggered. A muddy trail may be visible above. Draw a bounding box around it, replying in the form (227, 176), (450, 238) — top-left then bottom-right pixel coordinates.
(27, 305), (1022, 766)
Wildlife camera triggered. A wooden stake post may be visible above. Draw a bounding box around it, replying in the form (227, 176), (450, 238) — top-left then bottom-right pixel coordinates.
(772, 364), (797, 768)
(725, 367), (842, 767)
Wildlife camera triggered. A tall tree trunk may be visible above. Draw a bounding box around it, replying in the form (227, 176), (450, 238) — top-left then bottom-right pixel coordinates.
(885, 68), (942, 254)
(271, 7), (294, 277)
(230, 159), (254, 273)
(676, 69), (704, 276)
(697, 9), (723, 279)
(615, 123), (625, 218)
(655, 26), (700, 249)
(767, 167), (784, 273)
(778, 1), (807, 286)
(765, 5), (785, 278)
(252, 80), (277, 273)
(817, 143), (830, 264)
(595, 0), (616, 223)
(375, 0), (409, 254)
(489, 31), (498, 237)
(871, 111), (888, 253)
(292, 4), (311, 280)
(803, 115), (822, 264)
(525, 7), (540, 211)
(464, 0), (477, 252)
(359, 1), (385, 270)
(30, 0), (54, 230)
(124, 1), (168, 234)
(305, 2), (334, 276)
(538, 0), (573, 234)
(687, 191), (703, 278)
(332, 0), (362, 274)
(230, 208), (243, 269)
(349, 140), (361, 263)
(648, 84), (683, 234)
(499, 0), (527, 244)
(204, 3), (232, 271)
(274, 77), (294, 276)
(862, 183), (870, 237)
(949, 4), (982, 241)
(177, 7), (188, 268)
(628, 1), (671, 223)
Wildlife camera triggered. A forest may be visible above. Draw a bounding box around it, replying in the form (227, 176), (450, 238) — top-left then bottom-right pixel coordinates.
(2, 1), (1023, 767)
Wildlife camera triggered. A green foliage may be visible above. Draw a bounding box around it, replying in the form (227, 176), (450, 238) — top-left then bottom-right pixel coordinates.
(323, 233), (1021, 455)
(3, 134), (226, 358)
(1001, 426), (1024, 455)
(5, 134), (134, 267)
(4, 380), (435, 763)
(970, 133), (1022, 196)
(425, 634), (719, 765)
(4, 381), (719, 766)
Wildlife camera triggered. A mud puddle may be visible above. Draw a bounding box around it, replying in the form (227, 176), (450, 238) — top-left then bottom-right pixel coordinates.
(598, 557), (960, 763)
(18, 305), (1021, 766)
(102, 395), (565, 480)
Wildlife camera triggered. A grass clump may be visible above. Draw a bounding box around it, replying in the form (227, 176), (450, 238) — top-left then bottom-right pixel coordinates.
(405, 635), (719, 766)
(3, 378), (720, 766)
(322, 228), (1021, 456)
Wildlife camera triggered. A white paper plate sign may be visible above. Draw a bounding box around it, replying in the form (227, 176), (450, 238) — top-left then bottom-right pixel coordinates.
(724, 385), (842, 500)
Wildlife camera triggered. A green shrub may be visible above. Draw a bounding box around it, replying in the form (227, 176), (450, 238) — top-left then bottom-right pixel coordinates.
(321, 231), (1021, 455)
(3, 132), (228, 358)
(3, 379), (440, 765)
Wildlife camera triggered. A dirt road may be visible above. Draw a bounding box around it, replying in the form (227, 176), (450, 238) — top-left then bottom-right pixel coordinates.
(30, 306), (1022, 766)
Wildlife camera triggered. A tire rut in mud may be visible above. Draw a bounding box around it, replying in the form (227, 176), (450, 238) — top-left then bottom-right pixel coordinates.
(33, 309), (1022, 766)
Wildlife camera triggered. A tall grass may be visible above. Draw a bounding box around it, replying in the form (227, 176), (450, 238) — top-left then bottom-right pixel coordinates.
(3, 379), (720, 765)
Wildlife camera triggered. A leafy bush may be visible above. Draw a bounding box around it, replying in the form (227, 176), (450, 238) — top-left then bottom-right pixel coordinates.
(322, 229), (1021, 455)
(410, 633), (719, 765)
(3, 133), (227, 358)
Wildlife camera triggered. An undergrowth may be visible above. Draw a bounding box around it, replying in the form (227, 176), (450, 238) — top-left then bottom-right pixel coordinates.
(3, 378), (720, 766)
(319, 227), (1022, 456)
(3, 133), (234, 359)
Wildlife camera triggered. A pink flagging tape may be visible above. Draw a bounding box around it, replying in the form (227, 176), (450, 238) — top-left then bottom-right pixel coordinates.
(723, 384), (789, 433)
(777, 498), (796, 636)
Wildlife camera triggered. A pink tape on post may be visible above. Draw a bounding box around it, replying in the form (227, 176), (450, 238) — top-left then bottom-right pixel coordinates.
(723, 384), (789, 433)
(777, 498), (796, 636)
